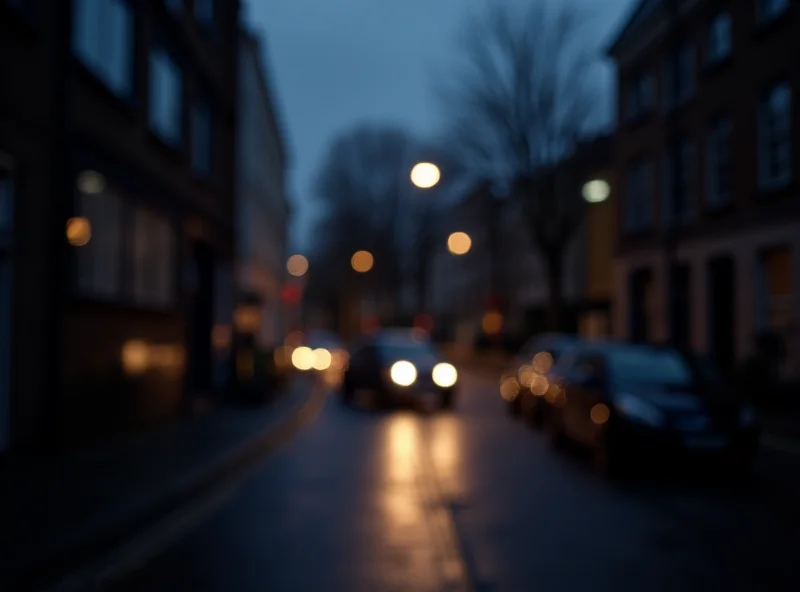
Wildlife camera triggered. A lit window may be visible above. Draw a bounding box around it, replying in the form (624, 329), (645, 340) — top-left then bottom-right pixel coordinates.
(707, 12), (732, 65)
(191, 97), (213, 174)
(149, 47), (183, 146)
(625, 158), (654, 232)
(706, 117), (733, 210)
(72, 0), (134, 97)
(76, 187), (123, 298)
(132, 208), (175, 307)
(758, 82), (792, 190)
(756, 0), (789, 24)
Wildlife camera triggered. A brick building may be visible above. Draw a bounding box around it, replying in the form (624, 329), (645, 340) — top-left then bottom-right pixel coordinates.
(609, 0), (800, 379)
(0, 0), (240, 452)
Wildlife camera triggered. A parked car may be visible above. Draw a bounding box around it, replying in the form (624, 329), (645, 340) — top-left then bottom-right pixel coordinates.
(500, 333), (578, 424)
(541, 341), (760, 478)
(342, 329), (458, 411)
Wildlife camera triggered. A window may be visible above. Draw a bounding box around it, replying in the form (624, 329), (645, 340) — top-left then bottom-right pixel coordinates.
(757, 247), (795, 331)
(72, 0), (134, 98)
(706, 117), (733, 210)
(608, 346), (695, 388)
(195, 0), (214, 25)
(191, 97), (213, 174)
(76, 189), (123, 298)
(625, 73), (655, 121)
(707, 12), (732, 64)
(131, 208), (175, 307)
(758, 82), (792, 189)
(0, 158), (13, 236)
(663, 137), (695, 227)
(149, 47), (183, 146)
(664, 43), (694, 109)
(756, 0), (789, 24)
(625, 158), (654, 232)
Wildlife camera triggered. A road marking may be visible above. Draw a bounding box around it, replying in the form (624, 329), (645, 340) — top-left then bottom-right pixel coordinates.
(44, 382), (328, 592)
(763, 435), (800, 457)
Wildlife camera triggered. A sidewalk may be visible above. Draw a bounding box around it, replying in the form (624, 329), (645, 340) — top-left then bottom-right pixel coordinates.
(0, 375), (318, 589)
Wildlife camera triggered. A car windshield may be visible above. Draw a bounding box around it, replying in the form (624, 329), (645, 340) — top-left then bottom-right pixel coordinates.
(608, 346), (696, 389)
(378, 340), (437, 362)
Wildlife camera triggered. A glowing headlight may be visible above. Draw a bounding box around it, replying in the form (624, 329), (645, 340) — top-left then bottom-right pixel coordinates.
(291, 346), (314, 371)
(432, 363), (458, 388)
(312, 348), (332, 371)
(390, 360), (417, 386)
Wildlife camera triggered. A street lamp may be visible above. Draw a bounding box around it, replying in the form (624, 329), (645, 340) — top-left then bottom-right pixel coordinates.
(286, 254), (309, 277)
(410, 162), (441, 189)
(582, 179), (611, 204)
(351, 250), (374, 273)
(447, 231), (472, 255)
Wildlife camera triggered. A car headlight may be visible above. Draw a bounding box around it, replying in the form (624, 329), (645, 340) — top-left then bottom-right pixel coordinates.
(614, 393), (666, 427)
(390, 361), (417, 386)
(740, 404), (757, 426)
(432, 363), (457, 388)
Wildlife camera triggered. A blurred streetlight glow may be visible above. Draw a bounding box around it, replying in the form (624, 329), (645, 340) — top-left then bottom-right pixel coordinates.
(66, 216), (91, 246)
(351, 250), (374, 272)
(447, 231), (472, 255)
(410, 162), (441, 189)
(77, 170), (106, 195)
(287, 254), (309, 277)
(582, 179), (610, 203)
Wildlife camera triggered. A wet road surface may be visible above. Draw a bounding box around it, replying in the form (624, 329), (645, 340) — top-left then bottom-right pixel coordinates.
(111, 370), (800, 592)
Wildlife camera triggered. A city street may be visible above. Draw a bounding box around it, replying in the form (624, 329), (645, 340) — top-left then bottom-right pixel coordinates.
(107, 369), (800, 592)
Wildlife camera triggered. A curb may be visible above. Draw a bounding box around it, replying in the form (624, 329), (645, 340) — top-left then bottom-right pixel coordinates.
(7, 376), (325, 592)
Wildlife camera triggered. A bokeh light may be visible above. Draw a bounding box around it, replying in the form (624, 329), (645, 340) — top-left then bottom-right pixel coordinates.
(532, 351), (554, 374)
(500, 377), (520, 401)
(582, 179), (610, 203)
(66, 216), (91, 247)
(77, 170), (106, 195)
(287, 254), (309, 277)
(351, 250), (374, 273)
(591, 403), (611, 425)
(410, 162), (441, 189)
(447, 232), (472, 255)
(530, 374), (550, 396)
(291, 346), (314, 371)
(121, 340), (148, 375)
(432, 363), (458, 388)
(482, 311), (503, 335)
(390, 360), (417, 386)
(312, 348), (332, 371)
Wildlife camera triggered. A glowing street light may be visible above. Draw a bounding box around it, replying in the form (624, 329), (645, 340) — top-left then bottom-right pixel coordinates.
(447, 231), (472, 255)
(351, 250), (374, 273)
(582, 179), (611, 204)
(287, 254), (309, 277)
(66, 216), (91, 247)
(410, 162), (441, 189)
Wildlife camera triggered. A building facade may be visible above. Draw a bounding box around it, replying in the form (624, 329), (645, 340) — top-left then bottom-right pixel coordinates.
(609, 0), (800, 378)
(237, 30), (290, 351)
(0, 0), (240, 453)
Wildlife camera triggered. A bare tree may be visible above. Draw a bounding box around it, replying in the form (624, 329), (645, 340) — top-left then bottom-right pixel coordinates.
(439, 0), (598, 330)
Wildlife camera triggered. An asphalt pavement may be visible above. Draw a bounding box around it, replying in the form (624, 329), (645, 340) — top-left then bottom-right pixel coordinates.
(84, 369), (800, 592)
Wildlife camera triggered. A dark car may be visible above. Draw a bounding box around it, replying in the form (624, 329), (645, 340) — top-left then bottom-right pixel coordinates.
(500, 333), (578, 424)
(541, 341), (759, 478)
(342, 329), (458, 411)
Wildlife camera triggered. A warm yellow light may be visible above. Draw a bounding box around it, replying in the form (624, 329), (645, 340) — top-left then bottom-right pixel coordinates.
(121, 340), (149, 375)
(287, 254), (309, 277)
(211, 324), (232, 350)
(532, 351), (554, 374)
(312, 348), (332, 371)
(482, 311), (503, 335)
(390, 360), (417, 386)
(591, 403), (611, 425)
(447, 232), (471, 255)
(234, 305), (261, 334)
(500, 377), (520, 401)
(351, 250), (374, 273)
(410, 162), (441, 189)
(530, 374), (549, 396)
(432, 363), (458, 388)
(291, 346), (314, 371)
(66, 217), (91, 247)
(582, 179), (610, 203)
(77, 170), (106, 195)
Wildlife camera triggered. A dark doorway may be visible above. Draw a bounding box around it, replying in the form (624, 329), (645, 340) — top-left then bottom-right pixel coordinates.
(629, 268), (653, 342)
(188, 242), (215, 396)
(669, 264), (691, 350)
(708, 256), (736, 377)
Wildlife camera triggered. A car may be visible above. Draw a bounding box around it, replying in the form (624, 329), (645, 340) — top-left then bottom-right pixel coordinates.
(540, 340), (760, 478)
(500, 333), (578, 424)
(342, 329), (458, 411)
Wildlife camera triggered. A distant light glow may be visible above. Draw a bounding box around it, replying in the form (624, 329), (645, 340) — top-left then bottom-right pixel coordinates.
(482, 311), (503, 335)
(410, 162), (441, 189)
(447, 232), (472, 255)
(77, 170), (106, 195)
(390, 360), (417, 386)
(500, 377), (520, 401)
(66, 217), (91, 246)
(122, 340), (149, 375)
(351, 250), (374, 273)
(432, 363), (458, 388)
(582, 179), (610, 203)
(292, 346), (314, 371)
(287, 254), (309, 277)
(312, 348), (332, 371)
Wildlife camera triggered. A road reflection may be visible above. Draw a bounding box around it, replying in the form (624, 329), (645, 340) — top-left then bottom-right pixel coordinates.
(381, 415), (423, 529)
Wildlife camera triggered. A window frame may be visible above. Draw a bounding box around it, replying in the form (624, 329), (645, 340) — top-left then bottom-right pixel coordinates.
(758, 81), (792, 191)
(148, 44), (184, 147)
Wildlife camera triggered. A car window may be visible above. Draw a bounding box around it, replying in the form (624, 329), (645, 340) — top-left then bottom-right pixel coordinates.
(607, 346), (695, 388)
(378, 340), (437, 362)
